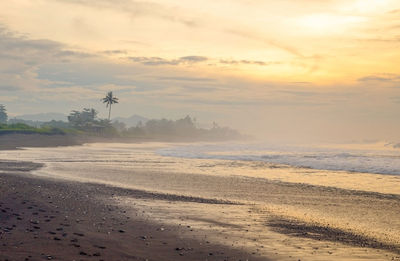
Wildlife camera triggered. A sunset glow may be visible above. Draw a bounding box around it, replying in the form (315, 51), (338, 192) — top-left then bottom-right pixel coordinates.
(0, 0), (399, 141)
(2, 3), (400, 259)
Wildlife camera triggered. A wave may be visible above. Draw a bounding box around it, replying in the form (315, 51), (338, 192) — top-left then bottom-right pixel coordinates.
(157, 143), (400, 175)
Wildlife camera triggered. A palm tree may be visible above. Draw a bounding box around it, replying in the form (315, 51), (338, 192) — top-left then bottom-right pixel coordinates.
(102, 91), (119, 121)
(0, 104), (7, 124)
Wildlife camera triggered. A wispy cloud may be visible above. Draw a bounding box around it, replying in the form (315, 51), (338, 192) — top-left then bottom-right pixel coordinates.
(356, 36), (400, 43)
(225, 28), (303, 57)
(0, 27), (94, 61)
(392, 96), (400, 103)
(358, 74), (400, 83)
(219, 59), (281, 66)
(0, 25), (97, 91)
(128, 55), (283, 68)
(388, 9), (400, 14)
(128, 56), (208, 66)
(157, 76), (216, 82)
(55, 0), (200, 27)
(101, 50), (128, 55)
(180, 56), (208, 62)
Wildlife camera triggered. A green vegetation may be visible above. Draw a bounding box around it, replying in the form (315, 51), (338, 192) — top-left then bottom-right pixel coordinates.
(118, 115), (242, 141)
(67, 108), (116, 136)
(0, 94), (242, 140)
(64, 108), (241, 140)
(0, 104), (7, 124)
(0, 123), (66, 135)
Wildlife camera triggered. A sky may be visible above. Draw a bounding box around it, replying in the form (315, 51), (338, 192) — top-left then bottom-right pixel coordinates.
(0, 0), (399, 142)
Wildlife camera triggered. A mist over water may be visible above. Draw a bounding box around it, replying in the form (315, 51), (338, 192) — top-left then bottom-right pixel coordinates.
(2, 141), (400, 256)
(158, 142), (400, 176)
(0, 141), (399, 198)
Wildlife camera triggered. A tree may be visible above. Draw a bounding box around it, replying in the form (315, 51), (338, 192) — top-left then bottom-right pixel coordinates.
(101, 91), (119, 121)
(68, 108), (98, 129)
(0, 104), (8, 124)
(67, 108), (117, 135)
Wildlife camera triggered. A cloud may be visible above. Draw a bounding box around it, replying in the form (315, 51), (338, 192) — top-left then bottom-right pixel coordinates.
(128, 57), (177, 66)
(128, 55), (282, 68)
(388, 9), (400, 14)
(179, 56), (208, 62)
(37, 63), (119, 86)
(0, 24), (366, 114)
(359, 76), (392, 82)
(0, 95), (18, 102)
(0, 27), (94, 64)
(176, 98), (266, 106)
(0, 85), (20, 91)
(357, 36), (400, 43)
(358, 74), (400, 83)
(55, 50), (94, 59)
(0, 25), (97, 91)
(219, 59), (281, 66)
(101, 50), (128, 55)
(55, 0), (200, 28)
(225, 28), (303, 57)
(128, 56), (208, 66)
(392, 97), (400, 104)
(290, 81), (312, 85)
(158, 76), (216, 82)
(0, 27), (94, 62)
(277, 90), (317, 97)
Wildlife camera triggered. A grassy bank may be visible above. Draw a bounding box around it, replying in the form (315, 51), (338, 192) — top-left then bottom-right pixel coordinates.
(0, 123), (73, 135)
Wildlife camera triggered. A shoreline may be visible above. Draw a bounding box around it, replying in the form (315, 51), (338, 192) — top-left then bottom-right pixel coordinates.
(0, 134), (89, 150)
(0, 133), (246, 151)
(1, 161), (399, 260)
(0, 161), (266, 261)
(1, 138), (400, 260)
(0, 134), (149, 151)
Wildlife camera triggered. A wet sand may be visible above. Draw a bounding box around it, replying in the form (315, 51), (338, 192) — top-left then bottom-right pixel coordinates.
(0, 160), (266, 261)
(112, 174), (400, 260)
(1, 141), (400, 260)
(0, 134), (150, 150)
(0, 134), (85, 150)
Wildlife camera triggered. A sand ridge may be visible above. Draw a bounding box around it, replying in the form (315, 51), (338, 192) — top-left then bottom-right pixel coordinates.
(0, 161), (266, 261)
(1, 157), (400, 260)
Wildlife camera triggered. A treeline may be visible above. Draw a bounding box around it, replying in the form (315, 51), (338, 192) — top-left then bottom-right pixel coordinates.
(116, 115), (242, 141)
(0, 123), (66, 135)
(0, 105), (67, 135)
(0, 106), (242, 141)
(67, 108), (241, 141)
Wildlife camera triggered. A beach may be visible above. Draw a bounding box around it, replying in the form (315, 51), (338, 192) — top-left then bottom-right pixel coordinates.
(3, 0), (400, 259)
(0, 160), (264, 261)
(1, 140), (400, 260)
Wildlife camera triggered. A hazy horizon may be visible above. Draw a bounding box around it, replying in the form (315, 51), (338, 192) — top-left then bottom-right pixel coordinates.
(1, 0), (400, 142)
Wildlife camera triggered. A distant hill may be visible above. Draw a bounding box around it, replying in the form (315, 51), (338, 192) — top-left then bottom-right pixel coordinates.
(15, 113), (67, 122)
(12, 113), (149, 127)
(113, 115), (149, 127)
(385, 142), (400, 149)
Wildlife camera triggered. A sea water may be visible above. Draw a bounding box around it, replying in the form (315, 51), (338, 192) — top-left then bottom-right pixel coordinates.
(1, 141), (400, 196)
(157, 141), (400, 175)
(1, 141), (400, 260)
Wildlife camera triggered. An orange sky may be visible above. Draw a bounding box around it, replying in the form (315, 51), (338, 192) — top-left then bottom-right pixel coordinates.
(0, 0), (399, 141)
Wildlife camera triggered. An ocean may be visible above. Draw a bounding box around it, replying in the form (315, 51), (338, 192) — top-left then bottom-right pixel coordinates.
(1, 141), (400, 259)
(1, 141), (399, 197)
(157, 141), (400, 175)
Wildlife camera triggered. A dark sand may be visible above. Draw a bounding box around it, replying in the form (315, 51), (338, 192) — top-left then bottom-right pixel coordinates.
(0, 134), (84, 150)
(0, 134), (152, 150)
(2, 161), (400, 260)
(0, 160), (266, 261)
(1, 137), (400, 260)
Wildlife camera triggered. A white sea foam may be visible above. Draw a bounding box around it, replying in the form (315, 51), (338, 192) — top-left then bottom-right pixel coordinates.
(157, 142), (400, 175)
